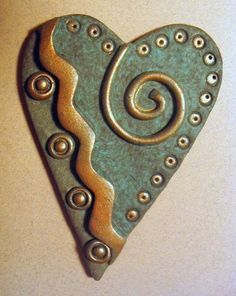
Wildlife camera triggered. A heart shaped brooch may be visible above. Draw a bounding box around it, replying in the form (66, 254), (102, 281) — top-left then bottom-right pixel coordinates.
(21, 14), (222, 280)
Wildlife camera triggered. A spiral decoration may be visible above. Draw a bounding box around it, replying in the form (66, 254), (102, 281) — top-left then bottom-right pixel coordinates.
(22, 13), (222, 280)
(102, 44), (185, 145)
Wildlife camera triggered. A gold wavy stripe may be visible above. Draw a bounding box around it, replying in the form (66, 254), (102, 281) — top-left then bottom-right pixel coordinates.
(39, 18), (125, 260)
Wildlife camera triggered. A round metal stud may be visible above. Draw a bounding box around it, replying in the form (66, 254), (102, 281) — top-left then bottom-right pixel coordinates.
(137, 43), (150, 56)
(66, 187), (92, 210)
(85, 240), (111, 264)
(193, 35), (205, 49)
(177, 135), (190, 149)
(203, 53), (216, 66)
(151, 173), (164, 187)
(164, 155), (178, 169)
(35, 79), (49, 91)
(27, 72), (55, 100)
(137, 191), (151, 204)
(206, 72), (219, 86)
(102, 39), (115, 54)
(199, 92), (213, 106)
(88, 24), (101, 38)
(126, 209), (139, 222)
(66, 19), (80, 33)
(47, 133), (74, 159)
(189, 112), (202, 126)
(174, 29), (188, 43)
(156, 34), (169, 48)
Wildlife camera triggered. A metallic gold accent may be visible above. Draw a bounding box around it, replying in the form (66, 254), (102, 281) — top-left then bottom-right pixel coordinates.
(177, 135), (190, 149)
(126, 84), (166, 120)
(102, 39), (115, 54)
(189, 112), (202, 126)
(137, 191), (151, 204)
(126, 209), (139, 222)
(137, 43), (150, 56)
(164, 155), (178, 169)
(27, 71), (55, 100)
(35, 79), (49, 91)
(206, 72), (219, 86)
(199, 92), (213, 106)
(156, 34), (168, 48)
(85, 240), (111, 264)
(193, 35), (205, 49)
(40, 19), (125, 260)
(174, 29), (188, 43)
(102, 47), (185, 145)
(88, 24), (101, 38)
(151, 173), (164, 187)
(66, 19), (80, 33)
(54, 141), (67, 153)
(47, 133), (74, 159)
(66, 187), (92, 210)
(203, 53), (216, 66)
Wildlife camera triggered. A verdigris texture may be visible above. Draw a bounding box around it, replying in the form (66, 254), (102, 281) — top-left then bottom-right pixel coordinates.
(21, 14), (222, 280)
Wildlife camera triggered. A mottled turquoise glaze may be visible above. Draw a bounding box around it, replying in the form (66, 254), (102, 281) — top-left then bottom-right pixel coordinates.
(52, 16), (222, 237)
(21, 15), (222, 279)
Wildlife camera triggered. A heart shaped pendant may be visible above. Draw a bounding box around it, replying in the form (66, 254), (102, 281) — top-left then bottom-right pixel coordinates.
(21, 15), (222, 280)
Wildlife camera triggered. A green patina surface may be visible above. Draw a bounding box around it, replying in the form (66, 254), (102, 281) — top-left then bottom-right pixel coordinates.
(52, 16), (222, 237)
(21, 14), (222, 279)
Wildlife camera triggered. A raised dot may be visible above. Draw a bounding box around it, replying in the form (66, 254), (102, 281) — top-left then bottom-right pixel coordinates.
(126, 209), (139, 222)
(66, 187), (92, 210)
(203, 53), (216, 66)
(137, 43), (150, 56)
(164, 155), (178, 169)
(47, 133), (74, 159)
(102, 39), (115, 54)
(54, 139), (68, 154)
(27, 72), (55, 101)
(151, 174), (164, 187)
(85, 240), (111, 263)
(177, 136), (190, 149)
(199, 92), (213, 106)
(207, 73), (219, 86)
(73, 192), (87, 207)
(88, 24), (101, 38)
(156, 34), (168, 48)
(92, 245), (106, 258)
(174, 29), (188, 43)
(35, 77), (51, 92)
(66, 19), (80, 33)
(189, 112), (202, 126)
(193, 35), (205, 49)
(137, 192), (151, 204)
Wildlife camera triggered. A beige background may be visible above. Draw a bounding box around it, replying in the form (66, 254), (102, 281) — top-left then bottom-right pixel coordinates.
(1, 1), (236, 295)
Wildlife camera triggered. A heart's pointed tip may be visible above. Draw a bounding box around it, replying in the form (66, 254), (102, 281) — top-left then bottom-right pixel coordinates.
(86, 261), (109, 281)
(92, 271), (105, 281)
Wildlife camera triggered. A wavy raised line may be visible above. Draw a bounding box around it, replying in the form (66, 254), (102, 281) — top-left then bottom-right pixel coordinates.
(39, 18), (125, 260)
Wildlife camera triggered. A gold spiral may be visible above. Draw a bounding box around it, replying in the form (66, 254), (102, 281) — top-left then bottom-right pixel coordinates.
(102, 44), (186, 145)
(126, 76), (165, 120)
